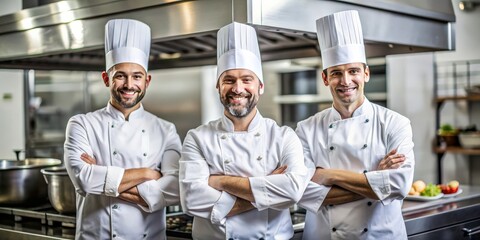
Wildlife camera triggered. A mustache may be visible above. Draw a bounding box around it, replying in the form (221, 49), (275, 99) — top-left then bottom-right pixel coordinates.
(118, 87), (141, 93)
(227, 92), (252, 98)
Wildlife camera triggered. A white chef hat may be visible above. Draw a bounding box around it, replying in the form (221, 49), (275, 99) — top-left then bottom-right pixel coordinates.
(316, 10), (366, 70)
(216, 22), (263, 84)
(105, 19), (151, 72)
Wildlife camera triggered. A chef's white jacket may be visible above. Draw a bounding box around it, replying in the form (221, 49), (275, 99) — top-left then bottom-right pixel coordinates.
(179, 111), (310, 240)
(296, 99), (415, 240)
(64, 103), (182, 240)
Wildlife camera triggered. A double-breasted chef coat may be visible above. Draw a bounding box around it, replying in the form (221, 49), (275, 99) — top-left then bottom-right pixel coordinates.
(296, 98), (415, 240)
(179, 111), (310, 240)
(64, 103), (182, 240)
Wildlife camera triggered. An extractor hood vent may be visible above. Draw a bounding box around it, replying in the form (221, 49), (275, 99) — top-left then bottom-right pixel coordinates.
(0, 0), (455, 71)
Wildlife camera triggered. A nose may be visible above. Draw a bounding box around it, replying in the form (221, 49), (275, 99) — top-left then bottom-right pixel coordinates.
(231, 80), (245, 94)
(124, 76), (134, 88)
(340, 73), (353, 86)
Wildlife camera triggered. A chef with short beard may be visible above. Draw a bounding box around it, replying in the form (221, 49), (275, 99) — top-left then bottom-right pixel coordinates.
(64, 19), (182, 240)
(179, 22), (310, 240)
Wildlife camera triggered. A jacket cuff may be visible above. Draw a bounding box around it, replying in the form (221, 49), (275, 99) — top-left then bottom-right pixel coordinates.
(365, 170), (391, 201)
(249, 177), (268, 210)
(211, 192), (236, 225)
(104, 166), (125, 197)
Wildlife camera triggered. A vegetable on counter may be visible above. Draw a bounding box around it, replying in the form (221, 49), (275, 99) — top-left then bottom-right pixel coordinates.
(420, 183), (441, 197)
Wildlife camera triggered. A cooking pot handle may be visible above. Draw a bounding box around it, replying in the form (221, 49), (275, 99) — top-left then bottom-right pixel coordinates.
(42, 173), (49, 184)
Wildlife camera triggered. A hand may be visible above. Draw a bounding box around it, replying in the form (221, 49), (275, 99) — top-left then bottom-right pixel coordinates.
(311, 167), (332, 185)
(80, 153), (97, 165)
(377, 149), (405, 170)
(147, 168), (162, 180)
(209, 175), (223, 191)
(269, 165), (287, 175)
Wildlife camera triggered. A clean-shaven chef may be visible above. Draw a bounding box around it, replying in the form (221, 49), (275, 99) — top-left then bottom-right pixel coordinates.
(179, 22), (310, 240)
(296, 10), (415, 240)
(64, 19), (182, 239)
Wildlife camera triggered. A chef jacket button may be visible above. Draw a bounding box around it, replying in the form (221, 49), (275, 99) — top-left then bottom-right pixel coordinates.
(228, 238), (234, 240)
(257, 156), (263, 161)
(113, 151), (117, 155)
(224, 159), (231, 164)
(362, 144), (368, 149)
(329, 124), (334, 128)
(143, 234), (147, 238)
(365, 119), (369, 123)
(332, 227), (337, 232)
(363, 228), (368, 232)
(221, 135), (227, 140)
(329, 146), (335, 150)
(142, 129), (145, 133)
(363, 170), (368, 173)
(113, 234), (117, 238)
(112, 204), (118, 209)
(259, 238), (265, 240)
(111, 124), (114, 128)
(367, 201), (372, 206)
(255, 132), (261, 137)
(143, 153), (147, 157)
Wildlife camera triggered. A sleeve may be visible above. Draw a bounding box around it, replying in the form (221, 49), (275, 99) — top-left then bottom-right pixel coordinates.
(64, 116), (124, 197)
(136, 124), (182, 212)
(295, 123), (331, 212)
(249, 128), (311, 211)
(179, 132), (236, 225)
(365, 116), (415, 205)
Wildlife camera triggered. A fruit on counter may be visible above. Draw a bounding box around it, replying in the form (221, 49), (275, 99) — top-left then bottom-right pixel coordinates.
(412, 180), (426, 193)
(438, 180), (460, 194)
(420, 183), (441, 197)
(408, 180), (442, 197)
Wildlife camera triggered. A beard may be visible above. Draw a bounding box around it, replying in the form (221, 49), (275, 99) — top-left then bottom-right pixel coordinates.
(111, 87), (146, 109)
(220, 90), (258, 118)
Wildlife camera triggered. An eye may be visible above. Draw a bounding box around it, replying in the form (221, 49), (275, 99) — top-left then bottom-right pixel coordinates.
(133, 74), (143, 80)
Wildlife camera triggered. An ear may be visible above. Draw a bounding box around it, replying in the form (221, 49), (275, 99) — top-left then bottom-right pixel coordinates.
(322, 71), (329, 86)
(259, 82), (265, 95)
(145, 74), (152, 88)
(101, 71), (109, 87)
(364, 66), (370, 83)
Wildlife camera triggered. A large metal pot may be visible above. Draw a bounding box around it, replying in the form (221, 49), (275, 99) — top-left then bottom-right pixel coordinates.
(41, 166), (76, 214)
(0, 158), (62, 206)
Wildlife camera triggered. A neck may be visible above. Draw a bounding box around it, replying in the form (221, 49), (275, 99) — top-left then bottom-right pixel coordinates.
(110, 100), (140, 120)
(226, 108), (257, 131)
(333, 97), (365, 119)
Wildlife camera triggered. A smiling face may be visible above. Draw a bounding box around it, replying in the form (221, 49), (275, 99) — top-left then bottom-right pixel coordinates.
(322, 62), (369, 110)
(102, 62), (151, 112)
(217, 69), (264, 119)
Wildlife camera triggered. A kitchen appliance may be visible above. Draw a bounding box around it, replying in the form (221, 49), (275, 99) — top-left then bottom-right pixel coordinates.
(41, 166), (76, 214)
(0, 0), (455, 71)
(0, 158), (62, 206)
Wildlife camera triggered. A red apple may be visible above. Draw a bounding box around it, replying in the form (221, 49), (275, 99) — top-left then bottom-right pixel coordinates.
(448, 180), (459, 193)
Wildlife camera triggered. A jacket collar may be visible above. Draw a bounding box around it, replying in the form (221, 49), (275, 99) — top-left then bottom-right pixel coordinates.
(106, 102), (145, 121)
(221, 110), (263, 132)
(329, 97), (373, 122)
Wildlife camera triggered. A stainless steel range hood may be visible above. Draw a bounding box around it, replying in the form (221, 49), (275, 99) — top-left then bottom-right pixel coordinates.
(0, 0), (455, 71)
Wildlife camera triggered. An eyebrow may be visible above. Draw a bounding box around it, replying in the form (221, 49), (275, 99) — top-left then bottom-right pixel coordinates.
(114, 71), (145, 76)
(223, 74), (255, 79)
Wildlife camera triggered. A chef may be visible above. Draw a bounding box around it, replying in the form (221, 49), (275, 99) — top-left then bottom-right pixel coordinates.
(296, 10), (415, 240)
(64, 19), (182, 240)
(179, 22), (310, 240)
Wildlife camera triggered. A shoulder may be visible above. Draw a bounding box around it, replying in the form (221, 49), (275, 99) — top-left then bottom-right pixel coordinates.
(186, 118), (222, 137)
(297, 108), (331, 128)
(371, 103), (410, 124)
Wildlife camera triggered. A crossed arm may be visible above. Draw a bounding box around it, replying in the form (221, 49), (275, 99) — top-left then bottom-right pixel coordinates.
(80, 153), (161, 207)
(314, 149), (406, 206)
(208, 165), (287, 217)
